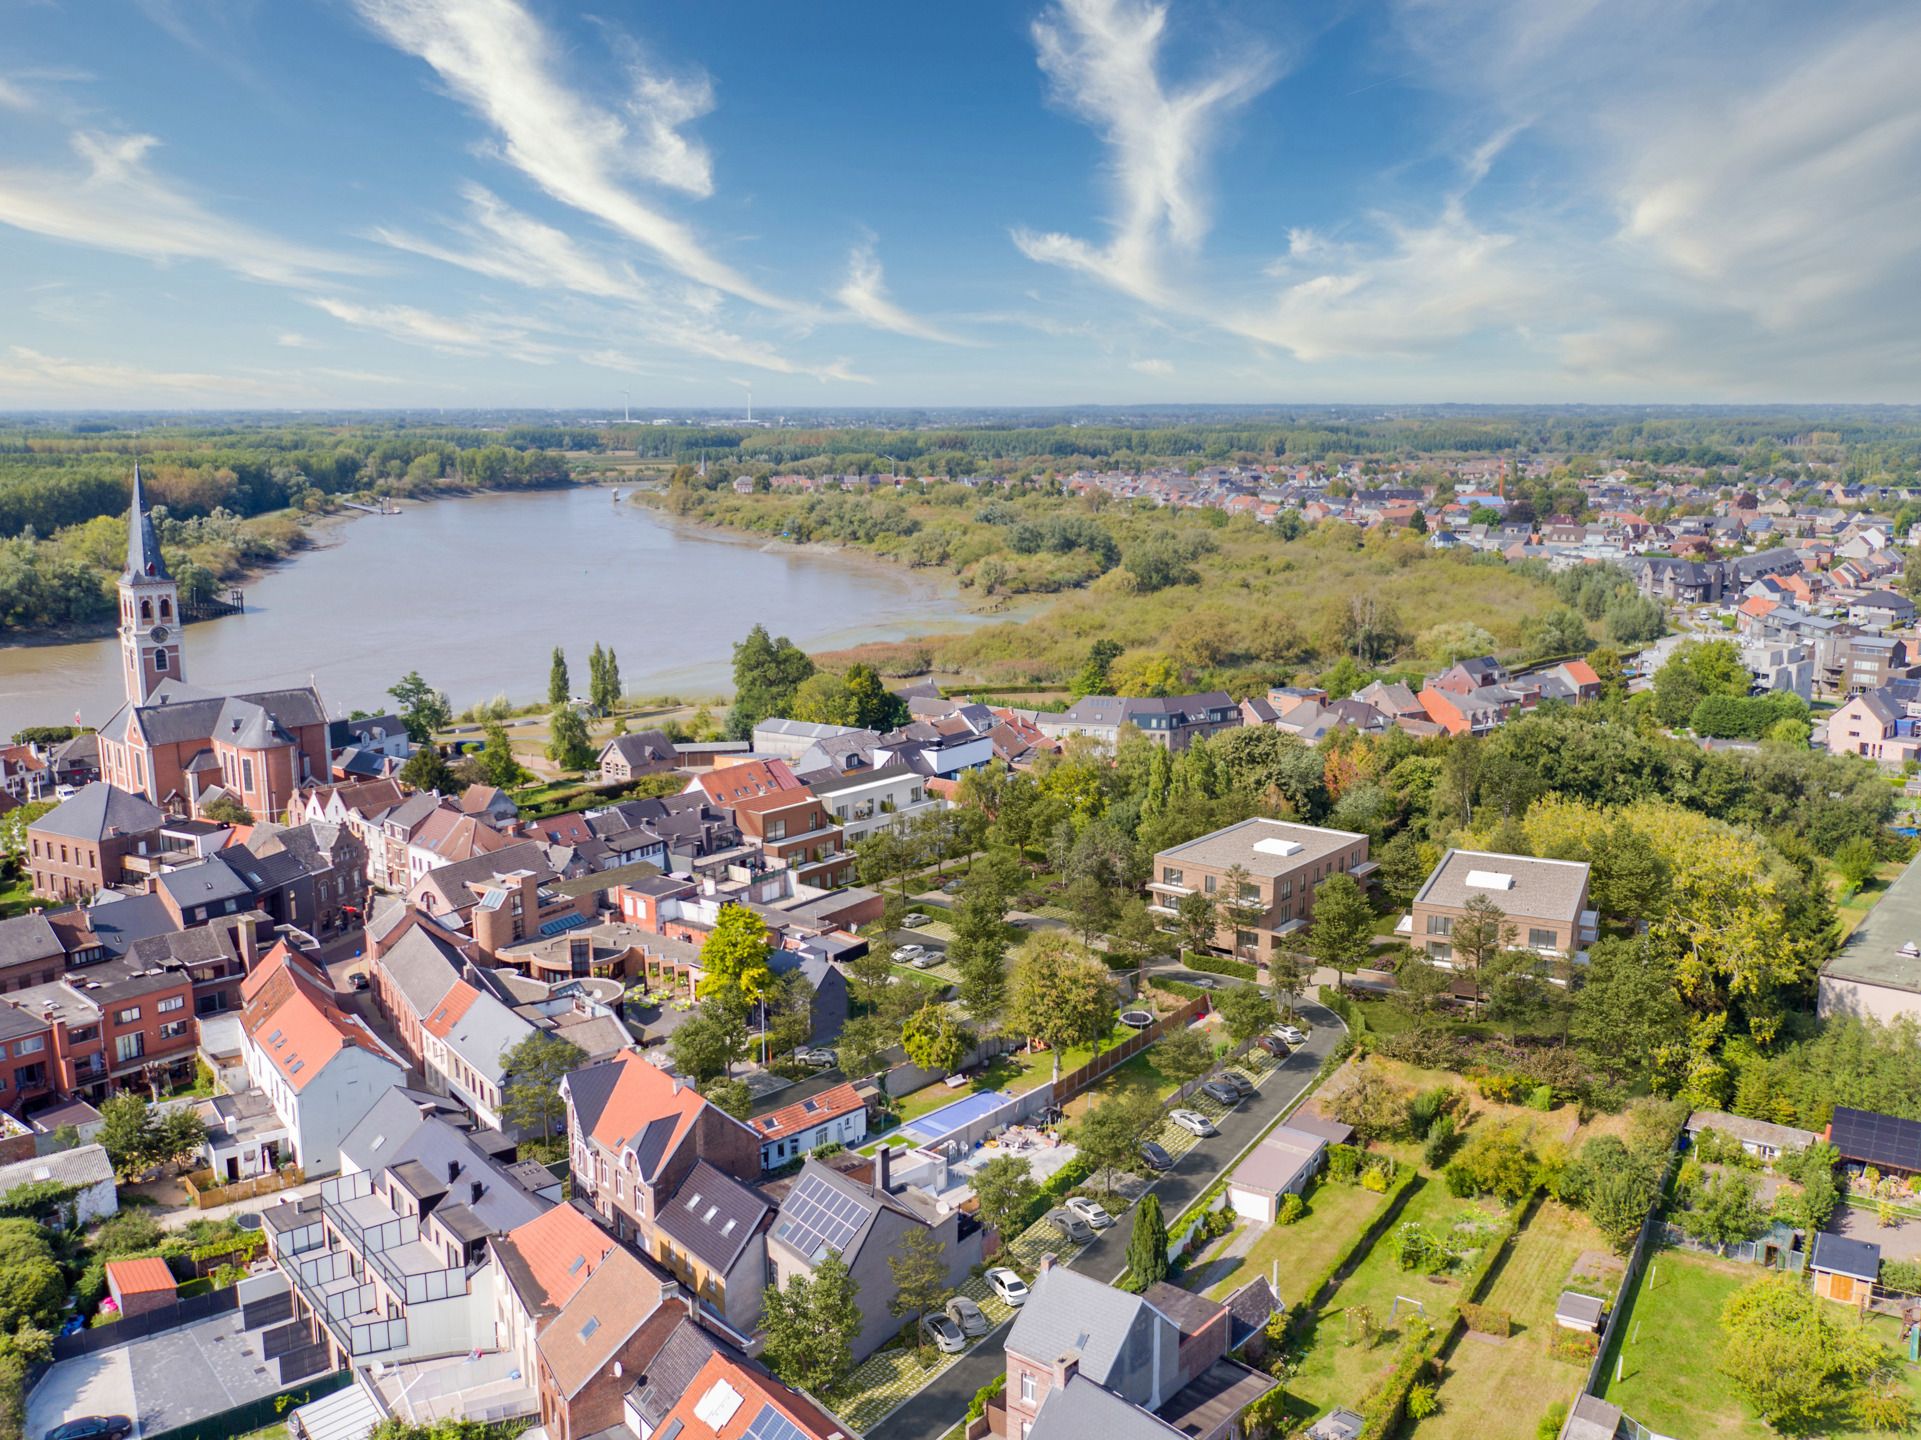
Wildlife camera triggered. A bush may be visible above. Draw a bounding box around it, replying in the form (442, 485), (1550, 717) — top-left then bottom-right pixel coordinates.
(1526, 1084), (1554, 1111)
(1406, 1383), (1439, 1420)
(1361, 1166), (1388, 1193)
(1538, 1401), (1569, 1440)
(1445, 1162), (1477, 1197)
(1461, 1302), (1512, 1337)
(1277, 1193), (1306, 1225)
(965, 1375), (1007, 1422)
(1327, 1145), (1361, 1183)
(1882, 1259), (1921, 1295)
(1185, 952), (1258, 982)
(176, 1277), (212, 1298)
(1475, 1072), (1523, 1103)
(1423, 1114), (1458, 1168)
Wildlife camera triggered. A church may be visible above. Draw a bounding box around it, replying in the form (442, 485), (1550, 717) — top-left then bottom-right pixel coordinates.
(94, 466), (331, 821)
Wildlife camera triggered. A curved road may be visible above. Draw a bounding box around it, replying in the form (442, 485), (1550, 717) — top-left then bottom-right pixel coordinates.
(868, 996), (1347, 1440)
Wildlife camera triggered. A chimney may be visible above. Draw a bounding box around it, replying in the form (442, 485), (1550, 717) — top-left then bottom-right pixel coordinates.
(877, 1144), (892, 1196)
(1051, 1350), (1080, 1389)
(1037, 1252), (1057, 1276)
(447, 1159), (462, 1184)
(470, 1180), (484, 1204)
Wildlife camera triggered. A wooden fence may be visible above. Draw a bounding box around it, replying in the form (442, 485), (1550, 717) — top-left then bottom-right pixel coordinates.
(1053, 993), (1208, 1106)
(183, 1165), (305, 1209)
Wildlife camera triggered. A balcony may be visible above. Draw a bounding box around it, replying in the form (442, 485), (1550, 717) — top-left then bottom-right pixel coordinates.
(1147, 880), (1193, 898)
(1394, 914), (1413, 936)
(320, 1172), (469, 1307)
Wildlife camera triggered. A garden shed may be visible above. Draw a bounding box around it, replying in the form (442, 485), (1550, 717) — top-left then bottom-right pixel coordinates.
(1811, 1231), (1881, 1305)
(1553, 1290), (1605, 1333)
(1225, 1124), (1326, 1222)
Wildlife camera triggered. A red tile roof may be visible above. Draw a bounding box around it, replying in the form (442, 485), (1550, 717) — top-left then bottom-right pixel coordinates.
(422, 980), (481, 1038)
(586, 1049), (710, 1159)
(658, 1352), (845, 1440)
(106, 1257), (176, 1296)
(751, 1082), (863, 1144)
(499, 1202), (618, 1312)
(695, 759), (799, 804)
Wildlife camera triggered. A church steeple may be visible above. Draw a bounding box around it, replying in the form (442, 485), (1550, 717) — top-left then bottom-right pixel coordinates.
(124, 462), (170, 582)
(118, 462), (182, 704)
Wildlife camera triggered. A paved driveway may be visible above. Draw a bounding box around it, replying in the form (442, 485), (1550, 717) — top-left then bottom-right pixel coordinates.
(26, 1349), (134, 1440)
(867, 998), (1346, 1440)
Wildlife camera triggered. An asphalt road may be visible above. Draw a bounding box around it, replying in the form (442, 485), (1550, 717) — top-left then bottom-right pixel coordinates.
(868, 997), (1347, 1440)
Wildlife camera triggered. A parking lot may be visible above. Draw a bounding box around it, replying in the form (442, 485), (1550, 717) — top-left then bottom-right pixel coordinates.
(26, 1307), (323, 1439)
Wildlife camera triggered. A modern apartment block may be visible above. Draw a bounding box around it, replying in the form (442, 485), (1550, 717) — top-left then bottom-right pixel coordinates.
(1399, 849), (1596, 970)
(1148, 819), (1374, 963)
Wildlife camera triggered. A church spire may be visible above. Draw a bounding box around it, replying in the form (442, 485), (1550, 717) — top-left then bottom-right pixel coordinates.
(125, 461), (169, 582)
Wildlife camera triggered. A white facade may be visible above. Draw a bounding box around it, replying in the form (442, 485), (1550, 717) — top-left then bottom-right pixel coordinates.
(815, 770), (944, 846)
(243, 1029), (405, 1177)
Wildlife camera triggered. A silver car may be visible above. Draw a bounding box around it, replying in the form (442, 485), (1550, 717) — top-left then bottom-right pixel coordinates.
(923, 1312), (966, 1353)
(1047, 1207), (1095, 1244)
(1169, 1108), (1216, 1137)
(946, 1296), (990, 1338)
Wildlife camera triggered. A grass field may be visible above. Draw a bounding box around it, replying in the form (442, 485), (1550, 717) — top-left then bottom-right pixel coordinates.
(1601, 1248), (1921, 1440)
(1200, 1178), (1388, 1302)
(1836, 858), (1909, 940)
(1409, 1202), (1607, 1440)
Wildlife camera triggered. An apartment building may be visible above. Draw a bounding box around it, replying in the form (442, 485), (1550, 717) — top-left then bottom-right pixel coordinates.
(1401, 849), (1596, 971)
(1148, 819), (1374, 964)
(803, 762), (941, 846)
(27, 782), (166, 900)
(1040, 692), (1241, 752)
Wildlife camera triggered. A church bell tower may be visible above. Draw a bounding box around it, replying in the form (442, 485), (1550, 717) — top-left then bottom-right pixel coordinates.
(119, 463), (183, 704)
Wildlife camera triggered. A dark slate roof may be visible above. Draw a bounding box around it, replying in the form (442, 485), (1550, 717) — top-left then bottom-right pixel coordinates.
(0, 914), (63, 970)
(656, 1161), (770, 1275)
(626, 1316), (734, 1432)
(1812, 1231), (1881, 1282)
(156, 856), (256, 909)
(563, 1057), (625, 1140)
(0, 1001), (51, 1043)
(32, 783), (165, 842)
(329, 715), (407, 748)
(124, 463), (169, 582)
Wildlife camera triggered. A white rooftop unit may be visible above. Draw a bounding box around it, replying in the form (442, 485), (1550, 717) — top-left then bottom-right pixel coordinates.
(1254, 837), (1304, 858)
(1464, 870), (1515, 891)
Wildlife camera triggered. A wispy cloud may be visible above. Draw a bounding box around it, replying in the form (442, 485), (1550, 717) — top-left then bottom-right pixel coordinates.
(1129, 357), (1173, 375)
(351, 0), (789, 310)
(0, 131), (363, 287)
(306, 296), (552, 360)
(0, 345), (283, 402)
(1013, 0), (1276, 305)
(834, 241), (973, 345)
(276, 331), (319, 349)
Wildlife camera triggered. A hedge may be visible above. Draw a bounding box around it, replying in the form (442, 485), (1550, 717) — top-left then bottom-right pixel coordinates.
(1289, 1163), (1421, 1335)
(1184, 952), (1258, 982)
(965, 1374), (1007, 1422)
(1460, 1301), (1511, 1337)
(1318, 985), (1362, 1031)
(1151, 978), (1206, 1002)
(1016, 1155), (1094, 1232)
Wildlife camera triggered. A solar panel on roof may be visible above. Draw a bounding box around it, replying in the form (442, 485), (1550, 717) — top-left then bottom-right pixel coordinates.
(1829, 1107), (1921, 1171)
(742, 1404), (811, 1440)
(774, 1173), (869, 1260)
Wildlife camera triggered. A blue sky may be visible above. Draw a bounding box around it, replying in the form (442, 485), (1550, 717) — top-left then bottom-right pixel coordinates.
(2, 0), (1918, 408)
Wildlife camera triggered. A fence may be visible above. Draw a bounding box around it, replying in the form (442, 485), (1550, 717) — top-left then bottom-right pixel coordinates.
(140, 1368), (353, 1440)
(1584, 1143), (1683, 1397)
(1054, 994), (1208, 1106)
(183, 1164), (306, 1209)
(1659, 1220), (1804, 1270)
(50, 1286), (240, 1360)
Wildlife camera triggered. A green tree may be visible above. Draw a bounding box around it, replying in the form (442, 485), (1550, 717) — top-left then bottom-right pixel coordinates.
(1071, 638), (1123, 699)
(548, 646), (571, 708)
(1652, 639), (1751, 729)
(1451, 893), (1516, 979)
(155, 1104), (208, 1167)
(669, 1008), (749, 1085)
(1155, 1026), (1215, 1101)
(389, 670), (452, 743)
(760, 1250), (862, 1396)
(969, 1154), (1039, 1239)
(499, 1032), (588, 1140)
(1007, 933), (1118, 1081)
(1174, 889), (1217, 958)
(950, 870), (1013, 1026)
(836, 1014), (895, 1088)
(400, 743), (458, 794)
(1214, 983), (1280, 1046)
(479, 720), (530, 788)
(1679, 1170), (1767, 1254)
(1392, 951), (1453, 1019)
(97, 1092), (157, 1179)
(1073, 1090), (1161, 1191)
(701, 1076), (753, 1120)
(1719, 1274), (1890, 1433)
(1305, 873), (1376, 988)
(728, 624), (816, 738)
(890, 1224), (954, 1360)
(1835, 836), (1879, 892)
(1570, 938), (1687, 1087)
(546, 705), (595, 771)
(902, 1000), (972, 1074)
(199, 794), (254, 825)
(0, 1220), (64, 1331)
(698, 904), (776, 1013)
(1217, 864), (1265, 958)
(1126, 1192), (1169, 1289)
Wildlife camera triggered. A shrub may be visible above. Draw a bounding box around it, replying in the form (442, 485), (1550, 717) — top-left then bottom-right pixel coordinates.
(1475, 1072), (1523, 1103)
(1538, 1401), (1569, 1440)
(1277, 1193), (1306, 1225)
(1526, 1084), (1554, 1111)
(1406, 1383), (1439, 1420)
(1461, 1302), (1512, 1337)
(1184, 952), (1258, 982)
(1549, 1329), (1599, 1364)
(1361, 1166), (1388, 1193)
(1445, 1162), (1477, 1197)
(1884, 1259), (1921, 1295)
(965, 1375), (1007, 1422)
(1423, 1114), (1458, 1168)
(1407, 1085), (1454, 1139)
(1327, 1145), (1362, 1183)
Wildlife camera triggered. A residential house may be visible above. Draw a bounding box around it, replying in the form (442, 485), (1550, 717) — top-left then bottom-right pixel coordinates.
(534, 1242), (686, 1440)
(751, 720), (872, 762)
(12, 953), (197, 1101)
(409, 843), (593, 959)
(1827, 680), (1921, 765)
(649, 1348), (851, 1440)
(802, 763), (942, 847)
(240, 943), (405, 1175)
(650, 1157), (773, 1338)
(1149, 819), (1374, 965)
(490, 1198), (620, 1389)
(27, 782), (166, 900)
(1039, 693), (1240, 752)
(766, 1150), (981, 1362)
(689, 759), (802, 807)
(748, 1081), (867, 1171)
(1683, 1111), (1815, 1162)
(598, 731), (678, 785)
(1402, 850), (1596, 973)
(730, 789), (851, 890)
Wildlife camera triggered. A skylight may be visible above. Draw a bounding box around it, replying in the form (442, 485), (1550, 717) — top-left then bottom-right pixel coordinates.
(1253, 837), (1304, 857)
(579, 1316), (600, 1340)
(568, 1255), (586, 1275)
(1464, 870), (1515, 891)
(685, 1192), (704, 1211)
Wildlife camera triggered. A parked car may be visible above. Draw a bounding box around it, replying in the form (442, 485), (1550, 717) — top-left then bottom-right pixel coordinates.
(1169, 1108), (1216, 1137)
(1118, 1009), (1155, 1028)
(892, 944), (927, 963)
(923, 1312), (967, 1354)
(348, 971), (370, 992)
(1200, 1079), (1242, 1106)
(47, 1422), (134, 1440)
(946, 1295), (990, 1337)
(904, 912), (931, 928)
(1257, 1035), (1290, 1057)
(1066, 1196), (1114, 1229)
(1138, 1140), (1175, 1171)
(985, 1267), (1029, 1305)
(795, 1047), (837, 1067)
(1273, 1024), (1307, 1045)
(1223, 1071), (1258, 1099)
(1047, 1208), (1096, 1244)
(1191, 976), (1219, 989)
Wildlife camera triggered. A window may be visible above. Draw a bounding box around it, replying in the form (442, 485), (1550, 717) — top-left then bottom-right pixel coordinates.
(155, 650), (168, 672)
(241, 758), (254, 793)
(1203, 875), (1216, 895)
(115, 1033), (146, 1063)
(13, 1036), (43, 1056)
(1527, 927), (1558, 949)
(115, 1006), (141, 1023)
(1021, 1374), (1037, 1403)
(1425, 914), (1453, 937)
(1162, 867), (1183, 886)
(158, 996), (184, 1014)
(1238, 883), (1259, 901)
(159, 1020), (188, 1040)
(1427, 942), (1452, 963)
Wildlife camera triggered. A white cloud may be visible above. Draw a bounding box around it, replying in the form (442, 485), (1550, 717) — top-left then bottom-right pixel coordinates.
(834, 242), (972, 345)
(0, 78), (30, 112)
(276, 331), (320, 349)
(0, 345), (283, 402)
(1129, 357), (1173, 375)
(1013, 0), (1276, 304)
(351, 0), (788, 309)
(0, 131), (363, 287)
(306, 296), (552, 360)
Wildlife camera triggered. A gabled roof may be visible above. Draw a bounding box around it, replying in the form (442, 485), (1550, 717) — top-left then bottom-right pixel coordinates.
(657, 1160), (771, 1275)
(1005, 1266), (1176, 1393)
(655, 1351), (847, 1440)
(568, 1050), (725, 1180)
(493, 1199), (618, 1316)
(751, 1082), (863, 1145)
(535, 1246), (675, 1399)
(246, 962), (401, 1094)
(31, 782), (164, 842)
(106, 1255), (177, 1297)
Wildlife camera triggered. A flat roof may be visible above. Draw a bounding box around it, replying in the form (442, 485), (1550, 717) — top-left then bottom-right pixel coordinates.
(1823, 849), (1921, 995)
(1157, 818), (1366, 879)
(1413, 849), (1590, 924)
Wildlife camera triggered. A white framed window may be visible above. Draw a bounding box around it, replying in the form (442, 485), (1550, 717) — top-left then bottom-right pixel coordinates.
(158, 996), (184, 1013)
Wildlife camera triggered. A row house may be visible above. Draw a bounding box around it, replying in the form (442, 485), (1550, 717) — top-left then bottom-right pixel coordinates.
(730, 789), (851, 890)
(796, 762), (941, 847)
(259, 1086), (553, 1372)
(1039, 692), (1241, 753)
(408, 843), (594, 959)
(650, 1345), (851, 1440)
(12, 954), (198, 1103)
(27, 782), (166, 900)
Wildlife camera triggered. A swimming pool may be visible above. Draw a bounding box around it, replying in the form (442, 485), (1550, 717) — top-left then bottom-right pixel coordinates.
(899, 1089), (1015, 1147)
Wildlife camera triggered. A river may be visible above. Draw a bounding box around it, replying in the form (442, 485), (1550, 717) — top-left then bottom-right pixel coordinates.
(0, 487), (992, 734)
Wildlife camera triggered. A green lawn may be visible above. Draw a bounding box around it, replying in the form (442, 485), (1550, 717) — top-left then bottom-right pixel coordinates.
(891, 1053), (1039, 1122)
(0, 871), (34, 920)
(1200, 1178), (1389, 1302)
(1409, 1201), (1606, 1440)
(1837, 859), (1909, 940)
(1601, 1248), (1921, 1440)
(1286, 1164), (1507, 1420)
